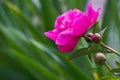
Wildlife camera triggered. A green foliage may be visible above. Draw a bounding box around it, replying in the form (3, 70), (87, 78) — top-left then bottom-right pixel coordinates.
(69, 42), (109, 61)
(0, 0), (120, 80)
(101, 76), (120, 80)
(69, 48), (89, 60)
(111, 61), (120, 73)
(115, 61), (120, 68)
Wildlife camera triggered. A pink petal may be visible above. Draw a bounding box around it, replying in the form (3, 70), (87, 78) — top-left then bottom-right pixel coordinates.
(72, 14), (91, 36)
(54, 15), (64, 28)
(73, 9), (83, 18)
(56, 30), (73, 45)
(87, 3), (93, 20)
(57, 38), (79, 52)
(63, 10), (74, 22)
(87, 3), (101, 27)
(63, 9), (82, 23)
(91, 8), (100, 25)
(44, 29), (59, 41)
(55, 9), (83, 29)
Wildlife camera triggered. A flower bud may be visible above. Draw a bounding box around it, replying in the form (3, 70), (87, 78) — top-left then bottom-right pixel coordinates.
(85, 33), (93, 43)
(85, 33), (102, 43)
(87, 33), (93, 37)
(92, 33), (102, 43)
(94, 53), (106, 65)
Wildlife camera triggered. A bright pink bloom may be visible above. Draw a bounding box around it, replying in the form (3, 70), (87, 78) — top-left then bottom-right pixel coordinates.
(44, 3), (100, 52)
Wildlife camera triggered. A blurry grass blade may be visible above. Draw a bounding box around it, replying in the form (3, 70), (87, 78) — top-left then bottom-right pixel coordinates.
(10, 49), (59, 80)
(101, 76), (120, 80)
(65, 0), (87, 10)
(111, 68), (120, 73)
(101, 0), (112, 42)
(111, 0), (120, 29)
(40, 0), (54, 30)
(65, 0), (76, 9)
(111, 0), (120, 44)
(0, 6), (13, 26)
(31, 39), (64, 65)
(5, 1), (44, 41)
(31, 39), (91, 80)
(101, 0), (112, 29)
(51, 0), (62, 14)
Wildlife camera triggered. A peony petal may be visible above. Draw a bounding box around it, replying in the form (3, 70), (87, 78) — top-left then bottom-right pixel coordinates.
(57, 38), (78, 52)
(87, 3), (93, 20)
(87, 3), (100, 27)
(91, 8), (100, 25)
(63, 9), (82, 24)
(63, 10), (74, 23)
(54, 15), (64, 28)
(72, 14), (91, 36)
(44, 29), (59, 41)
(73, 9), (83, 18)
(55, 9), (83, 30)
(56, 30), (74, 45)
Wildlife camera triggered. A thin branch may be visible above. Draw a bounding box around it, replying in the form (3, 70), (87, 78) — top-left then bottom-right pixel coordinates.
(100, 42), (120, 56)
(104, 62), (116, 76)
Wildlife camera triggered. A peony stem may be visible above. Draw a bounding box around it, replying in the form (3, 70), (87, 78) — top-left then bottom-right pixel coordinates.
(104, 62), (116, 76)
(100, 42), (120, 56)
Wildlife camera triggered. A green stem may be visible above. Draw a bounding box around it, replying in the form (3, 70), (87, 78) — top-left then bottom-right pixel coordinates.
(104, 62), (116, 76)
(100, 42), (120, 56)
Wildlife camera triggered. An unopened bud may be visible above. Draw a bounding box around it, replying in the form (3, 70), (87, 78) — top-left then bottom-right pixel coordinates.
(85, 33), (102, 43)
(94, 53), (106, 65)
(92, 33), (102, 42)
(87, 33), (93, 37)
(85, 33), (93, 42)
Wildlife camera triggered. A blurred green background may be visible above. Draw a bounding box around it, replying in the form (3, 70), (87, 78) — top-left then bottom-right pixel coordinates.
(0, 0), (120, 80)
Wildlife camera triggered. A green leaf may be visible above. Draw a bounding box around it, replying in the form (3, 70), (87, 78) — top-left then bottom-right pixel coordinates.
(101, 76), (120, 80)
(88, 21), (99, 33)
(88, 43), (109, 54)
(69, 48), (89, 60)
(88, 54), (93, 63)
(115, 61), (120, 68)
(69, 43), (109, 60)
(111, 68), (120, 73)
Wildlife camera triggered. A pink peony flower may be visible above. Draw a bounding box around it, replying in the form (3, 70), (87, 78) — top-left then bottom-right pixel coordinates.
(44, 3), (100, 52)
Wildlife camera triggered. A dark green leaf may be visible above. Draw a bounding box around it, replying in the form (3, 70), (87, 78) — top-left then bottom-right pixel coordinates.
(88, 43), (109, 54)
(115, 61), (120, 68)
(69, 48), (89, 60)
(88, 54), (93, 63)
(69, 43), (109, 60)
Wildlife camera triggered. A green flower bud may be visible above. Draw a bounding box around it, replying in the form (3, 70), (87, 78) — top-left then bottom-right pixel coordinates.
(94, 53), (106, 65)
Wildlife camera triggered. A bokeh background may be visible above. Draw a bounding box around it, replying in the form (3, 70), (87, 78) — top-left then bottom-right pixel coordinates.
(0, 0), (120, 80)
